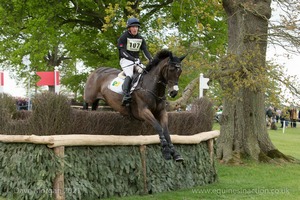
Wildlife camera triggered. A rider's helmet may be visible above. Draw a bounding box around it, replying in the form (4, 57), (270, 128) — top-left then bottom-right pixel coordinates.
(126, 18), (140, 28)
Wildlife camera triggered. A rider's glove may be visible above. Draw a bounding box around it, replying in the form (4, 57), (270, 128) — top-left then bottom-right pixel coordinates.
(137, 63), (146, 74)
(134, 58), (140, 64)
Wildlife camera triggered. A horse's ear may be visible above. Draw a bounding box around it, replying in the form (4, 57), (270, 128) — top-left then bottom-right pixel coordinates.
(179, 54), (187, 62)
(169, 51), (173, 60)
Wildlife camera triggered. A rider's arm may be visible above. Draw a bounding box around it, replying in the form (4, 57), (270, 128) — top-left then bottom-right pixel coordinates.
(141, 38), (152, 61)
(119, 48), (136, 61)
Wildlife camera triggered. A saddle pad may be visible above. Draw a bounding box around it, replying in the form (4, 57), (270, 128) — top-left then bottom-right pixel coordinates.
(108, 74), (141, 94)
(108, 77), (124, 94)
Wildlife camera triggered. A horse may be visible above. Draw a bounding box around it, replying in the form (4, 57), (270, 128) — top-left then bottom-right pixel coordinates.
(83, 50), (186, 162)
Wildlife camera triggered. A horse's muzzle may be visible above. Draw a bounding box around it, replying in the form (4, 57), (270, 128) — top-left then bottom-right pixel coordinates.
(168, 85), (179, 98)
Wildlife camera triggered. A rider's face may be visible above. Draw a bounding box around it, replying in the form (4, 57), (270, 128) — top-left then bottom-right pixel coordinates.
(129, 26), (139, 36)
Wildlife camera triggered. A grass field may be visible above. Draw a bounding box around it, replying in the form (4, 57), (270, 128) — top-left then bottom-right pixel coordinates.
(107, 123), (300, 200)
(1, 123), (299, 200)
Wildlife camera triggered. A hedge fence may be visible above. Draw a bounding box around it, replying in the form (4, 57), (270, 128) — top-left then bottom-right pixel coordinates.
(0, 93), (219, 200)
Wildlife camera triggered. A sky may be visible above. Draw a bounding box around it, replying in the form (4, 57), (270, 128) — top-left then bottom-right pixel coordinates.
(1, 72), (28, 97)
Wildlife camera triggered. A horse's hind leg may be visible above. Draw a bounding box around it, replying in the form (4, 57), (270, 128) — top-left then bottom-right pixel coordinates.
(83, 102), (89, 110)
(91, 99), (99, 110)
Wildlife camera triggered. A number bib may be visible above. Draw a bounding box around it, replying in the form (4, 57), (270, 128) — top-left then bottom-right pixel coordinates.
(127, 38), (142, 52)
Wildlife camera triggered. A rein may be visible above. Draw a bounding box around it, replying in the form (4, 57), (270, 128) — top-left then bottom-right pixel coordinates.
(141, 88), (166, 101)
(137, 74), (167, 101)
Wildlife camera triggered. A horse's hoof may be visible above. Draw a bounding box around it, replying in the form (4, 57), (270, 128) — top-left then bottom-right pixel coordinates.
(174, 155), (184, 162)
(169, 147), (183, 162)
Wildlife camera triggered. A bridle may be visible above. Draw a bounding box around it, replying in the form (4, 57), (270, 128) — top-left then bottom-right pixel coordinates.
(138, 58), (182, 101)
(163, 59), (182, 86)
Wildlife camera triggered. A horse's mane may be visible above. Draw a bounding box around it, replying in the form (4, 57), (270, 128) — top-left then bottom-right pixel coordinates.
(145, 49), (172, 71)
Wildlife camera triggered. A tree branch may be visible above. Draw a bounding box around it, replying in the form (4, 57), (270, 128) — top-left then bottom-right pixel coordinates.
(168, 77), (198, 110)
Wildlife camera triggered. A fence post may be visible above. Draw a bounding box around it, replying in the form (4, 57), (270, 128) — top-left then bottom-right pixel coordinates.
(53, 146), (65, 200)
(139, 145), (147, 194)
(207, 139), (214, 166)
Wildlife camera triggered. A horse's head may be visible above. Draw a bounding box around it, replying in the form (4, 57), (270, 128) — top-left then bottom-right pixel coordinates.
(165, 52), (186, 98)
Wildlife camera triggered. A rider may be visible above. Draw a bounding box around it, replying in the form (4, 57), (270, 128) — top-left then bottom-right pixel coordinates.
(117, 17), (152, 106)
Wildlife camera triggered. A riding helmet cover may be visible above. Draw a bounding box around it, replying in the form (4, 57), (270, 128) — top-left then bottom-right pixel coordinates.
(126, 18), (140, 28)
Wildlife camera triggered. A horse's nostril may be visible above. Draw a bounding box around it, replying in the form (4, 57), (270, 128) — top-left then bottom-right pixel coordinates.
(169, 91), (178, 98)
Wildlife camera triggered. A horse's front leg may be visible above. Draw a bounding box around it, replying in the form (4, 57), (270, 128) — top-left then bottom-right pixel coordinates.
(159, 110), (184, 162)
(91, 99), (99, 110)
(138, 109), (172, 160)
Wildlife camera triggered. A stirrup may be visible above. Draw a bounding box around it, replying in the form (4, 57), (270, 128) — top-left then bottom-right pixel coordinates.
(122, 95), (132, 106)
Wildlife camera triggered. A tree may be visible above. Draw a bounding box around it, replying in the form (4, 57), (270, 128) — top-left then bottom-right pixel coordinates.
(214, 0), (298, 164)
(0, 0), (130, 94)
(0, 0), (226, 100)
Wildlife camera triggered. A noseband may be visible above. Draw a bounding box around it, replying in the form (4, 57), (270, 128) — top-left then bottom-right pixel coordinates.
(153, 60), (181, 87)
(139, 57), (182, 101)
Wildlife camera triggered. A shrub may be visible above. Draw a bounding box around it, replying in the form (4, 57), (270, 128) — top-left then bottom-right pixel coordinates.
(29, 92), (72, 135)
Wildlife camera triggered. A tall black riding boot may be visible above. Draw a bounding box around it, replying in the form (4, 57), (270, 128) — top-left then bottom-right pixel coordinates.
(122, 76), (132, 106)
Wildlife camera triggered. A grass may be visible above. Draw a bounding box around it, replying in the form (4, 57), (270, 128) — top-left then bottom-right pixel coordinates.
(268, 125), (300, 159)
(1, 123), (299, 200)
(107, 123), (300, 200)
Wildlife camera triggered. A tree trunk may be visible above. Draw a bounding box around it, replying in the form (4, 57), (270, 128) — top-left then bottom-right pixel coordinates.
(217, 0), (293, 164)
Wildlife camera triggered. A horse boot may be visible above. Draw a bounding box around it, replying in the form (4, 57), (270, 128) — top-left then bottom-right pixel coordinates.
(160, 138), (172, 160)
(122, 76), (132, 106)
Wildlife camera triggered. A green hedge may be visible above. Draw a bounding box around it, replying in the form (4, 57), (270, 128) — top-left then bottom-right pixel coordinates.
(0, 142), (217, 199)
(0, 143), (60, 200)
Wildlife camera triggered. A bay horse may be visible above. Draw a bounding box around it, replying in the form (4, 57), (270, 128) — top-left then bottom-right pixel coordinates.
(84, 50), (186, 162)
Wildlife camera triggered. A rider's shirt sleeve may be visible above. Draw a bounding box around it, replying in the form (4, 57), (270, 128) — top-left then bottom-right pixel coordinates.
(141, 38), (152, 61)
(119, 48), (135, 61)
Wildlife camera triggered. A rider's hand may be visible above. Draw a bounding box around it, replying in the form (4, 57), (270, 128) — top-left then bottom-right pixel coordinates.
(134, 58), (140, 64)
(137, 64), (146, 74)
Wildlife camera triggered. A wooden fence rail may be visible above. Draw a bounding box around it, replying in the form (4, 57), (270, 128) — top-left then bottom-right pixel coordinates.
(0, 130), (219, 148)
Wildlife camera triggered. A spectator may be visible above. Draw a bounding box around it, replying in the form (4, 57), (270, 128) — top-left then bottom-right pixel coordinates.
(266, 106), (274, 127)
(280, 108), (289, 128)
(290, 108), (297, 128)
(275, 108), (281, 123)
(16, 97), (28, 110)
(270, 111), (278, 130)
